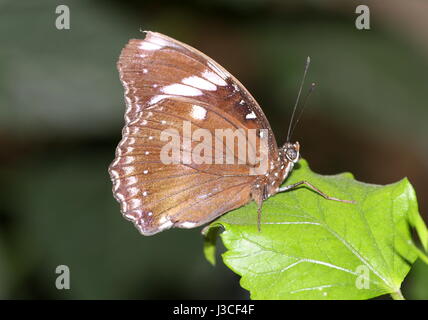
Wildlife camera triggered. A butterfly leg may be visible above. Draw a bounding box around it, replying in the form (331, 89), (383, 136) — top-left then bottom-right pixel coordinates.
(257, 201), (263, 232)
(278, 181), (355, 204)
(252, 185), (267, 232)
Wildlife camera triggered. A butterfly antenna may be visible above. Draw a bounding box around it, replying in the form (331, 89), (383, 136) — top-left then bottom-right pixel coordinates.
(286, 56), (311, 142)
(289, 82), (316, 139)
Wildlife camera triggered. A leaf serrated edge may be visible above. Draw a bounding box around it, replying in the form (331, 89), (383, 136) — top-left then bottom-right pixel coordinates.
(402, 178), (428, 251)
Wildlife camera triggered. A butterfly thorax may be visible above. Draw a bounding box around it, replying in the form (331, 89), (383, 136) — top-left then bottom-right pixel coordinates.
(251, 141), (300, 203)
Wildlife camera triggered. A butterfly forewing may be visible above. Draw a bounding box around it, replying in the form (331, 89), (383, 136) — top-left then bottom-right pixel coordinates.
(109, 31), (279, 235)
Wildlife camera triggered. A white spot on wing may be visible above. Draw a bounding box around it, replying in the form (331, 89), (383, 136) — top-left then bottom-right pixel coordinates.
(122, 166), (135, 175)
(159, 216), (169, 224)
(246, 111), (257, 119)
(129, 198), (142, 208)
(124, 211), (141, 221)
(128, 187), (139, 197)
(116, 192), (125, 201)
(125, 176), (138, 185)
(148, 35), (175, 48)
(139, 42), (162, 51)
(179, 221), (197, 228)
(158, 215), (173, 231)
(202, 70), (227, 86)
(161, 84), (203, 96)
(191, 105), (207, 120)
(182, 76), (217, 91)
(148, 95), (171, 105)
(158, 220), (173, 231)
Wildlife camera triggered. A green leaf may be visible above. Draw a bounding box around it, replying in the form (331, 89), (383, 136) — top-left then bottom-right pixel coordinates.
(203, 225), (222, 266)
(204, 159), (426, 300)
(409, 245), (428, 266)
(407, 198), (428, 252)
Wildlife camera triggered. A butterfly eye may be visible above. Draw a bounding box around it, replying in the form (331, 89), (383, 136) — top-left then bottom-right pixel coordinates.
(286, 148), (298, 162)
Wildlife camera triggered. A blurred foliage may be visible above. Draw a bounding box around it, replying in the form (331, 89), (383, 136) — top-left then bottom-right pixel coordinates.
(0, 0), (427, 299)
(406, 259), (428, 300)
(1, 150), (246, 299)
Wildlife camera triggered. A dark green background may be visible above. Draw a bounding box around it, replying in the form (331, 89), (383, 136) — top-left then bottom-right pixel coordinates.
(1, 0), (427, 299)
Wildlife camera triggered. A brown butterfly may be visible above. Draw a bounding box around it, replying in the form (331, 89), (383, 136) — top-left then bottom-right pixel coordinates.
(109, 31), (352, 236)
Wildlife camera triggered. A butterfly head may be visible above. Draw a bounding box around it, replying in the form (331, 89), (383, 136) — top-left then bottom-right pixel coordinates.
(282, 141), (300, 164)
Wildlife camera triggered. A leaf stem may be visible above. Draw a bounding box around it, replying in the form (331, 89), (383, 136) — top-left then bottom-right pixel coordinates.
(390, 289), (405, 300)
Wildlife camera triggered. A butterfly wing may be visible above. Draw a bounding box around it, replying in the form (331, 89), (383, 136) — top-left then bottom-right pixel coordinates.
(109, 32), (278, 235)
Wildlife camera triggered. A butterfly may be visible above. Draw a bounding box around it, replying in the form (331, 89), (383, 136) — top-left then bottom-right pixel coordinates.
(108, 31), (353, 236)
